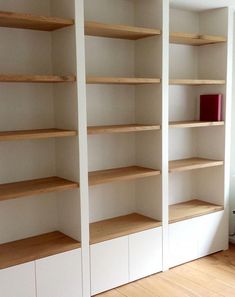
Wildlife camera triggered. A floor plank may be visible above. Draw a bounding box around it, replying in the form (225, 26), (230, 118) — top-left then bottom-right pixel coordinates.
(96, 246), (235, 297)
(117, 283), (159, 297)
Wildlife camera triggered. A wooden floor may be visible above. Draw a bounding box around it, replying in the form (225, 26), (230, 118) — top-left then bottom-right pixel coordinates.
(96, 245), (235, 297)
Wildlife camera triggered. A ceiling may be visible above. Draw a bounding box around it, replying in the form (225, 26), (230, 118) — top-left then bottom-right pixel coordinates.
(170, 0), (235, 11)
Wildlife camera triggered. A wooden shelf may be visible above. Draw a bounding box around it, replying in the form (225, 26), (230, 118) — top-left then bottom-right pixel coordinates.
(0, 75), (76, 83)
(0, 177), (79, 202)
(88, 124), (161, 135)
(170, 32), (227, 46)
(0, 231), (81, 269)
(85, 21), (161, 40)
(169, 121), (225, 128)
(0, 129), (77, 141)
(89, 166), (160, 186)
(169, 79), (226, 86)
(0, 10), (74, 31)
(86, 76), (161, 85)
(169, 157), (224, 173)
(169, 199), (224, 223)
(90, 213), (162, 244)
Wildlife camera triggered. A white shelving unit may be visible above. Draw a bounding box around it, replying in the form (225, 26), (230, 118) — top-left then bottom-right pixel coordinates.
(0, 1), (83, 297)
(0, 1), (233, 297)
(168, 3), (232, 269)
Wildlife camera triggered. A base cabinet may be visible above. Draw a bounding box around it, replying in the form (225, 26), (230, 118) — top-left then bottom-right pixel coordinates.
(36, 249), (82, 297)
(91, 227), (163, 295)
(169, 219), (198, 267)
(169, 211), (225, 268)
(129, 228), (162, 281)
(197, 211), (227, 258)
(90, 236), (129, 295)
(0, 262), (36, 297)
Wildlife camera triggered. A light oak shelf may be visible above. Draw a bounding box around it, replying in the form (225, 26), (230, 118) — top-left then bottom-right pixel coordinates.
(0, 10), (74, 31)
(0, 75), (76, 83)
(169, 79), (226, 86)
(90, 213), (162, 244)
(0, 231), (81, 269)
(169, 121), (225, 128)
(169, 199), (224, 223)
(88, 124), (161, 135)
(0, 129), (77, 141)
(89, 166), (161, 186)
(0, 177), (79, 202)
(85, 21), (161, 40)
(86, 76), (161, 85)
(169, 157), (224, 173)
(170, 79), (226, 86)
(170, 32), (227, 46)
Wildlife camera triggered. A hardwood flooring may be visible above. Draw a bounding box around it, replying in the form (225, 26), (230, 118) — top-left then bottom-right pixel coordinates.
(96, 245), (235, 297)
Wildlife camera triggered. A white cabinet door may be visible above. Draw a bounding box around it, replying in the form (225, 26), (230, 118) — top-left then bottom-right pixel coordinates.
(169, 219), (198, 268)
(197, 211), (226, 258)
(36, 249), (82, 297)
(129, 227), (162, 281)
(0, 262), (36, 297)
(90, 237), (129, 295)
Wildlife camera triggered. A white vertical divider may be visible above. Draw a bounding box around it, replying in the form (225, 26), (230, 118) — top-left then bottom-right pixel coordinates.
(162, 0), (170, 271)
(75, 1), (91, 296)
(224, 7), (233, 250)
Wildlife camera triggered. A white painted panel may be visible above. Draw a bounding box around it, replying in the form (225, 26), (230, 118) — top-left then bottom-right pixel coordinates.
(169, 171), (195, 205)
(197, 211), (227, 257)
(36, 249), (82, 297)
(169, 219), (198, 267)
(89, 182), (135, 223)
(129, 228), (162, 281)
(170, 8), (199, 33)
(0, 262), (36, 297)
(84, 0), (135, 25)
(90, 237), (129, 295)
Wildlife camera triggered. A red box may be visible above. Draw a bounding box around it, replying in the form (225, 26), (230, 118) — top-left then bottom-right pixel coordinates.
(200, 94), (222, 121)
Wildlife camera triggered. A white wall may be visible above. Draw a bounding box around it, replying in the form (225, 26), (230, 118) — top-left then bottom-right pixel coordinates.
(229, 11), (235, 235)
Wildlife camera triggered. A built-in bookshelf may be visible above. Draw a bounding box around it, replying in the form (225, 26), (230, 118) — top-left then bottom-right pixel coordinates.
(0, 1), (232, 296)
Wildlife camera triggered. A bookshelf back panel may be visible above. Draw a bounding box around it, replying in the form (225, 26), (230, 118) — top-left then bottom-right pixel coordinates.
(169, 171), (195, 205)
(0, 140), (56, 183)
(89, 181), (136, 223)
(170, 8), (199, 33)
(85, 36), (135, 77)
(0, 85), (54, 131)
(169, 86), (198, 122)
(169, 169), (224, 206)
(85, 0), (162, 28)
(0, 194), (58, 244)
(87, 85), (135, 126)
(169, 129), (197, 160)
(0, 0), (51, 15)
(88, 134), (136, 172)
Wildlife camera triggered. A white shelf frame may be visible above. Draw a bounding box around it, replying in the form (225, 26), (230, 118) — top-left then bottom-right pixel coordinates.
(0, 1), (232, 296)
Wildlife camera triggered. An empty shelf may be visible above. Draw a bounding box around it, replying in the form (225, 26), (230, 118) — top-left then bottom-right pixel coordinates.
(169, 79), (226, 86)
(0, 129), (77, 141)
(0, 231), (81, 269)
(88, 124), (161, 135)
(169, 199), (224, 223)
(170, 32), (227, 46)
(89, 166), (161, 186)
(0, 10), (74, 31)
(86, 76), (161, 85)
(0, 177), (79, 202)
(169, 121), (224, 128)
(169, 158), (224, 173)
(0, 75), (76, 83)
(90, 213), (162, 244)
(85, 21), (161, 40)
